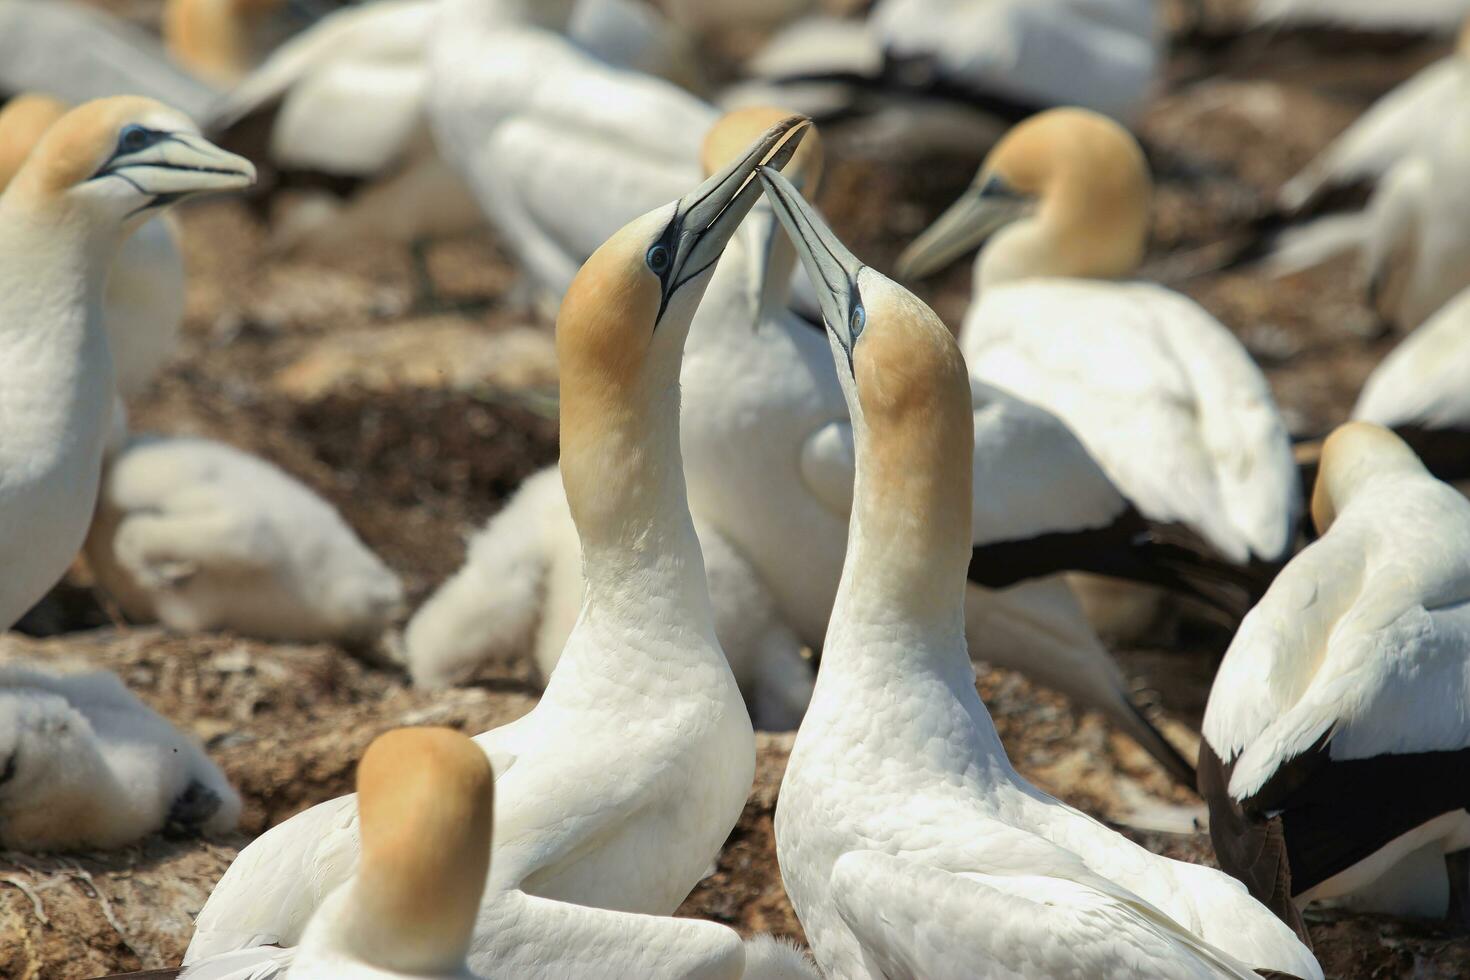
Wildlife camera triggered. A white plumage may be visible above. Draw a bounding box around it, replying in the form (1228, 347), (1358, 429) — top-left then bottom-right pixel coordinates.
(0, 96), (253, 631)
(427, 0), (714, 307)
(963, 279), (1298, 564)
(85, 435), (405, 646)
(1354, 282), (1470, 431)
(403, 466), (814, 730)
(0, 659), (240, 851)
(760, 166), (1321, 980)
(1201, 423), (1470, 922)
(185, 121), (809, 977)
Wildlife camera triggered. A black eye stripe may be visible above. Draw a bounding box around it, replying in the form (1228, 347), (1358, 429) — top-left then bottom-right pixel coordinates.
(87, 126), (177, 182)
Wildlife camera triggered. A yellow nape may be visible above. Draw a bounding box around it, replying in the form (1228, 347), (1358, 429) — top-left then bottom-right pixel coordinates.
(1312, 421), (1421, 535)
(854, 279), (974, 532)
(10, 96), (183, 202)
(983, 107), (1151, 280)
(0, 94), (69, 192)
(354, 727), (494, 965)
(163, 0), (280, 83)
(701, 106), (825, 192)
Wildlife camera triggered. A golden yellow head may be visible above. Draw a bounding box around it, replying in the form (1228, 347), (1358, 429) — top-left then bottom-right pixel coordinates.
(3, 96), (254, 223)
(897, 107), (1151, 282)
(1311, 422), (1423, 534)
(0, 94), (68, 192)
(353, 727), (494, 972)
(163, 0), (282, 83)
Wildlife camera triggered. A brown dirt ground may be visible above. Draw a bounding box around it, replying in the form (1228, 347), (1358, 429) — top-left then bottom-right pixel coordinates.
(4, 3), (1470, 978)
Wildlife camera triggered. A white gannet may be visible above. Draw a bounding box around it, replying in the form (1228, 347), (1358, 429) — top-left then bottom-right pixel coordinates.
(0, 0), (220, 121)
(0, 95), (253, 632)
(898, 107), (1301, 575)
(1276, 21), (1470, 212)
(403, 467), (814, 730)
(760, 163), (1323, 980)
(0, 93), (186, 400)
(1250, 0), (1470, 32)
(184, 118), (813, 978)
(0, 659), (240, 851)
(84, 435), (405, 646)
(406, 107), (1192, 779)
(426, 0), (716, 309)
(1352, 283), (1470, 481)
(1200, 422), (1470, 936)
(1258, 26), (1470, 332)
(283, 726), (494, 980)
(736, 0), (1159, 124)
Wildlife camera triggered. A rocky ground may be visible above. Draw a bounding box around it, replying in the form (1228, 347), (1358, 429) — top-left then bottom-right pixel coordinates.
(3, 2), (1470, 978)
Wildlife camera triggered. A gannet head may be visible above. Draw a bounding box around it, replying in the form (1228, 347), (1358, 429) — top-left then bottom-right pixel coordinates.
(1311, 422), (1424, 535)
(2, 96), (255, 234)
(163, 0), (282, 83)
(760, 166), (974, 589)
(556, 113), (808, 494)
(701, 106), (825, 318)
(895, 108), (1150, 285)
(0, 94), (68, 191)
(347, 727), (494, 974)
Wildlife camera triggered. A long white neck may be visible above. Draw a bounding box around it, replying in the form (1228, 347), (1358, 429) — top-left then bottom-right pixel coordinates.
(822, 398), (972, 686)
(0, 198), (118, 476)
(558, 335), (724, 676)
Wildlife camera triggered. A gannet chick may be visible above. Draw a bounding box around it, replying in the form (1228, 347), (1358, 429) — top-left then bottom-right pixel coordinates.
(760, 164), (1323, 980)
(1200, 422), (1470, 937)
(84, 435), (404, 646)
(186, 117), (812, 977)
(0, 93), (185, 400)
(1352, 283), (1470, 481)
(0, 95), (253, 632)
(403, 468), (813, 730)
(282, 727), (493, 979)
(0, 660), (240, 851)
(898, 108), (1300, 576)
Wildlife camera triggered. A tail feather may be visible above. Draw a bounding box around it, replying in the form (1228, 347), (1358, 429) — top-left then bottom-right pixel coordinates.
(741, 935), (821, 980)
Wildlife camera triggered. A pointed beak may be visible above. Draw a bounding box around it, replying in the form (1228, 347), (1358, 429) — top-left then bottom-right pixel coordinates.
(757, 165), (866, 365)
(104, 132), (255, 202)
(894, 178), (1033, 280)
(663, 115), (810, 306)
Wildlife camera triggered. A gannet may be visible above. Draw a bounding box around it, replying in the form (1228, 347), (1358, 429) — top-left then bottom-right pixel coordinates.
(282, 727), (494, 980)
(1257, 25), (1470, 332)
(0, 0), (220, 121)
(1276, 20), (1470, 213)
(1200, 422), (1470, 936)
(427, 0), (716, 309)
(1352, 283), (1470, 481)
(898, 108), (1301, 575)
(403, 467), (814, 730)
(0, 96), (253, 632)
(184, 117), (814, 978)
(0, 660), (240, 851)
(0, 93), (185, 400)
(407, 107), (1192, 780)
(737, 0), (1159, 124)
(760, 163), (1323, 980)
(84, 435), (405, 646)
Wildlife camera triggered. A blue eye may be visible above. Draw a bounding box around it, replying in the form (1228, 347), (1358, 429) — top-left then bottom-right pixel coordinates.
(850, 306), (866, 336)
(118, 124), (154, 155)
(646, 244), (670, 274)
